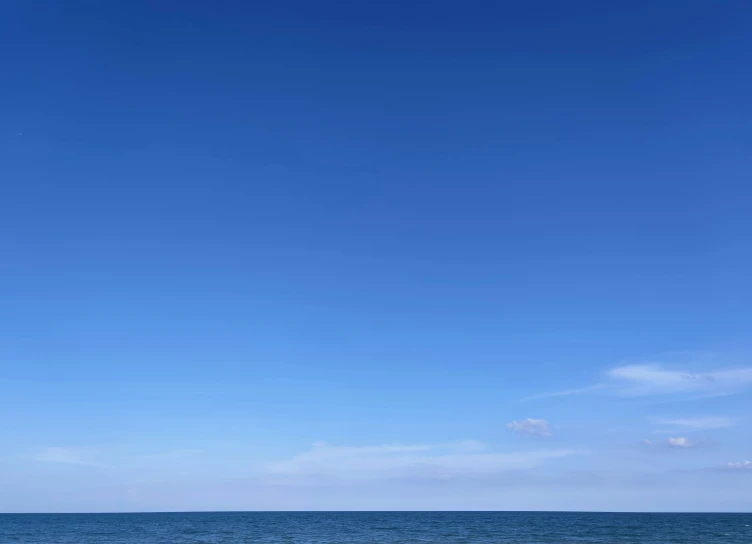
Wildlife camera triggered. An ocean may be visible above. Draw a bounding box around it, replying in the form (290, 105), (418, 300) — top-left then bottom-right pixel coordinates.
(1, 511), (750, 543)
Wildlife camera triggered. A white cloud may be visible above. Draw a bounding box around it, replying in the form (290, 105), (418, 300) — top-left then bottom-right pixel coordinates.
(522, 384), (606, 401)
(506, 418), (552, 437)
(641, 437), (713, 450)
(651, 417), (735, 430)
(267, 441), (577, 481)
(35, 447), (105, 467)
(125, 449), (204, 461)
(667, 437), (695, 449)
(34, 447), (205, 469)
(726, 460), (752, 470)
(526, 363), (752, 400)
(606, 365), (752, 397)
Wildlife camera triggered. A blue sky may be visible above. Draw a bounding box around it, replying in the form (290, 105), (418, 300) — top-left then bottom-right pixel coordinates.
(1, 0), (751, 512)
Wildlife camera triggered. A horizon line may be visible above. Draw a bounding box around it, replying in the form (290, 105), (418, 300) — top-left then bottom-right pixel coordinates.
(2, 510), (750, 515)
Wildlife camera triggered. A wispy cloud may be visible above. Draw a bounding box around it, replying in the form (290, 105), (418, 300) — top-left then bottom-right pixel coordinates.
(522, 384), (605, 401)
(641, 437), (712, 450)
(666, 437), (696, 449)
(266, 441), (577, 481)
(606, 365), (752, 397)
(35, 447), (204, 468)
(35, 447), (106, 467)
(699, 460), (752, 473)
(506, 418), (552, 437)
(650, 417), (735, 430)
(526, 363), (752, 400)
(125, 449), (204, 461)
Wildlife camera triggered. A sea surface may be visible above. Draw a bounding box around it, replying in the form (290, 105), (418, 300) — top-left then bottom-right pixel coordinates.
(1, 511), (751, 544)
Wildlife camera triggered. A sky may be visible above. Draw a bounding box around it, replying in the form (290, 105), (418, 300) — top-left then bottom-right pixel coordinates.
(1, 0), (752, 513)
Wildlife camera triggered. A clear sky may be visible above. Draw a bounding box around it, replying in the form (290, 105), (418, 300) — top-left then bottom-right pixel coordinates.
(1, 0), (751, 512)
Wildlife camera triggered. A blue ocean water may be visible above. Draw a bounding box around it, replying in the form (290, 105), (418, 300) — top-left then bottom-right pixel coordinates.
(1, 512), (751, 543)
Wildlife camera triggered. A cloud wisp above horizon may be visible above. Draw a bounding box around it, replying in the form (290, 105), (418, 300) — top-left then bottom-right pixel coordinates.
(266, 441), (578, 482)
(650, 417), (735, 430)
(667, 437), (698, 449)
(35, 447), (106, 468)
(641, 436), (716, 450)
(506, 419), (552, 437)
(526, 363), (752, 401)
(33, 447), (205, 470)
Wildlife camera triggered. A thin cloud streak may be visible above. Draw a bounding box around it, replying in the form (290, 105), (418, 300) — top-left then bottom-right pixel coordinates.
(34, 447), (205, 469)
(606, 365), (752, 397)
(506, 419), (552, 437)
(642, 437), (714, 450)
(35, 447), (106, 468)
(266, 441), (579, 481)
(524, 363), (752, 400)
(666, 437), (695, 449)
(522, 384), (607, 401)
(650, 417), (735, 430)
(125, 449), (204, 460)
